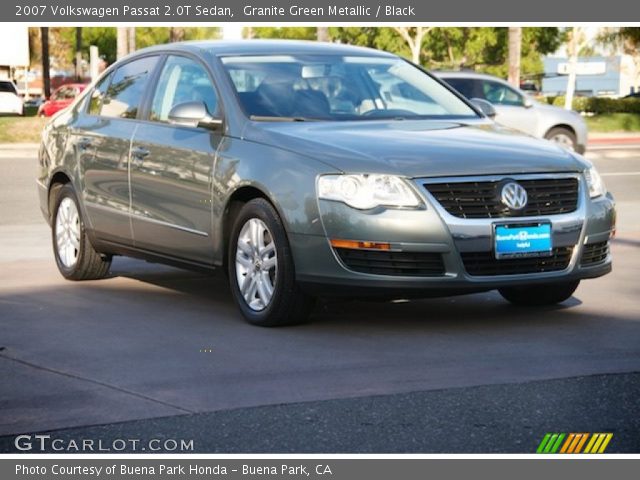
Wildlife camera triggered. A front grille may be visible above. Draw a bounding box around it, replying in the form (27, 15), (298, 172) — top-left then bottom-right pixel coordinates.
(581, 241), (609, 266)
(424, 177), (579, 218)
(461, 247), (573, 276)
(334, 248), (445, 276)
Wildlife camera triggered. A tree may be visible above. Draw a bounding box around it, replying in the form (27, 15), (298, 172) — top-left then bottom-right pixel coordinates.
(564, 28), (588, 110)
(252, 27), (317, 40)
(507, 27), (522, 87)
(41, 27), (51, 98)
(393, 27), (433, 64)
(169, 27), (185, 43)
(127, 27), (136, 54)
(117, 28), (128, 59)
(317, 27), (330, 42)
(75, 28), (82, 80)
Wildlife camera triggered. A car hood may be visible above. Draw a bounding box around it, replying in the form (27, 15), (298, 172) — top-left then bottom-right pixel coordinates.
(246, 120), (584, 177)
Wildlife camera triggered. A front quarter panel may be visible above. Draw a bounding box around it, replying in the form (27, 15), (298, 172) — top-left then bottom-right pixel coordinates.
(211, 138), (336, 264)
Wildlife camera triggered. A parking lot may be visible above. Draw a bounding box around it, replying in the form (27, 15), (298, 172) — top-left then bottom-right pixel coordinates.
(1, 141), (639, 452)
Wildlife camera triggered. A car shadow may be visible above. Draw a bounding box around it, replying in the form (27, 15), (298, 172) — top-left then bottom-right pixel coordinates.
(107, 256), (587, 331)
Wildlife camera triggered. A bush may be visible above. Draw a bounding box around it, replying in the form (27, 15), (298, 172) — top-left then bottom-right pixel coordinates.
(545, 96), (640, 114)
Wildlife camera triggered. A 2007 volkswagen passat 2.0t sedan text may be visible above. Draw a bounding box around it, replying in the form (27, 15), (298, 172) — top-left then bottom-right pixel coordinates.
(37, 41), (615, 326)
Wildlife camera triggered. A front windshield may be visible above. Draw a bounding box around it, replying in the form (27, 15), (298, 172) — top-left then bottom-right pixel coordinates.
(220, 54), (479, 121)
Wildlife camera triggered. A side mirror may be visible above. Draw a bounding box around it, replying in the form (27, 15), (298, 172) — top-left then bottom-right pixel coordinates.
(168, 101), (222, 130)
(523, 96), (534, 108)
(470, 98), (497, 119)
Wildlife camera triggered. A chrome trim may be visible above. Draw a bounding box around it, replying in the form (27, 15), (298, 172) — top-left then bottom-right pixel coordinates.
(84, 201), (209, 237)
(129, 212), (210, 237)
(414, 172), (589, 282)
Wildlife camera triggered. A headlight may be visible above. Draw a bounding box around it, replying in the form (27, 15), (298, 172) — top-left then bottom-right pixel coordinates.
(317, 174), (421, 210)
(584, 166), (606, 198)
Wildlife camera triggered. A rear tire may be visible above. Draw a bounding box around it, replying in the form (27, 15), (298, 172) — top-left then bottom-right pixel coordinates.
(228, 198), (315, 326)
(52, 184), (111, 280)
(498, 280), (580, 306)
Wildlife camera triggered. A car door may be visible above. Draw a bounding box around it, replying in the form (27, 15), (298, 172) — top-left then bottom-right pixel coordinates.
(78, 56), (159, 245)
(45, 87), (66, 115)
(480, 79), (537, 136)
(128, 54), (222, 264)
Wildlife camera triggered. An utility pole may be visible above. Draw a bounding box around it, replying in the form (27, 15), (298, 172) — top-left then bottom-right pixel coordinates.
(41, 27), (51, 98)
(507, 27), (522, 88)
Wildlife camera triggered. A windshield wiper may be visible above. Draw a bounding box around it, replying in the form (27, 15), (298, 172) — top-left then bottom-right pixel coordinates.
(249, 115), (320, 122)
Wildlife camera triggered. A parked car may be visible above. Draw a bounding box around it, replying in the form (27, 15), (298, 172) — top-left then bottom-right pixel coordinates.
(436, 71), (588, 153)
(0, 80), (24, 115)
(38, 41), (615, 326)
(38, 83), (87, 117)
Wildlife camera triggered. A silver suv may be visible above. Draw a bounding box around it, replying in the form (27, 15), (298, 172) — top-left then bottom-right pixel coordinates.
(436, 71), (588, 153)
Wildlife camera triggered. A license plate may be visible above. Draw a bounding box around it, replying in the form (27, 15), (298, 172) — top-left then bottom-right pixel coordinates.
(494, 223), (552, 259)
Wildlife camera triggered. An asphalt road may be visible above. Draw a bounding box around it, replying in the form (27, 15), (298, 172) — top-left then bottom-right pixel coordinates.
(1, 142), (639, 453)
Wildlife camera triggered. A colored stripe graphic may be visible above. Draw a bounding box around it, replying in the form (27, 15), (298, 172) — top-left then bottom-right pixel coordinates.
(537, 433), (565, 453)
(574, 433), (590, 453)
(537, 433), (552, 453)
(560, 434), (575, 453)
(538, 433), (613, 454)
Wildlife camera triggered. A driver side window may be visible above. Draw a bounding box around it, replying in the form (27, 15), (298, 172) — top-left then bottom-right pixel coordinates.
(482, 80), (524, 107)
(150, 55), (218, 124)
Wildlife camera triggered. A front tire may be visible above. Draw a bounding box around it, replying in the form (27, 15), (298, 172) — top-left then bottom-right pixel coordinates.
(52, 184), (111, 280)
(545, 127), (577, 152)
(498, 280), (580, 306)
(228, 198), (315, 326)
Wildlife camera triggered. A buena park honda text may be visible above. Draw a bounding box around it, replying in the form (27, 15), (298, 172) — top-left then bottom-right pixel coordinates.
(38, 40), (615, 326)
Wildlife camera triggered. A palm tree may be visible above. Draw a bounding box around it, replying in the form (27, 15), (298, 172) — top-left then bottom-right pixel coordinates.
(507, 27), (522, 87)
(117, 28), (128, 59)
(316, 27), (330, 42)
(41, 27), (50, 98)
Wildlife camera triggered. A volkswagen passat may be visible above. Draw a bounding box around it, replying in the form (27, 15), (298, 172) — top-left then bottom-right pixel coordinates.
(38, 41), (615, 326)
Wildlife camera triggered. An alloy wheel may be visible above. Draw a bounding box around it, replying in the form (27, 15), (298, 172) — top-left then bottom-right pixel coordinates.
(55, 197), (81, 268)
(234, 218), (278, 311)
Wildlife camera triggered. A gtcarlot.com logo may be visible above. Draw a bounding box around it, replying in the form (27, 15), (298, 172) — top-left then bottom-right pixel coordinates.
(536, 433), (613, 454)
(14, 434), (194, 452)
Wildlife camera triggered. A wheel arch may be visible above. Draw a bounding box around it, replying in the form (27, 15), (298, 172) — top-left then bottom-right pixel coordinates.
(47, 169), (74, 221)
(221, 184), (288, 268)
(544, 123), (577, 139)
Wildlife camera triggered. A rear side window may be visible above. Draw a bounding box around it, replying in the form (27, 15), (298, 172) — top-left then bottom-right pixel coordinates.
(0, 81), (17, 94)
(444, 78), (481, 99)
(102, 56), (159, 119)
(150, 55), (218, 123)
(88, 72), (113, 116)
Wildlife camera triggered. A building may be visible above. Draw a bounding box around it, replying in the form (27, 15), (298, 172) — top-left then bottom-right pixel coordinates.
(542, 55), (639, 98)
(0, 26), (29, 81)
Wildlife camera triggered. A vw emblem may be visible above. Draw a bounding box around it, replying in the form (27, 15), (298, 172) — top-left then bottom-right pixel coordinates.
(501, 182), (528, 210)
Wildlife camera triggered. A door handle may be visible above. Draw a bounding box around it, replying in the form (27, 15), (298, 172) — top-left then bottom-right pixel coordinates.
(131, 147), (150, 160)
(77, 137), (93, 150)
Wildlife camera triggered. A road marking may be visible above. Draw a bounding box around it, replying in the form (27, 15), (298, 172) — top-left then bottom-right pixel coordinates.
(600, 171), (640, 177)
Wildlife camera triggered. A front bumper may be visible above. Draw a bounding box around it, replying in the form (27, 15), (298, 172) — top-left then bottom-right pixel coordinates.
(292, 173), (615, 297)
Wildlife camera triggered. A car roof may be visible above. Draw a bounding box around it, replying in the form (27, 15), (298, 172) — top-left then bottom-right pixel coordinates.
(128, 39), (396, 59)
